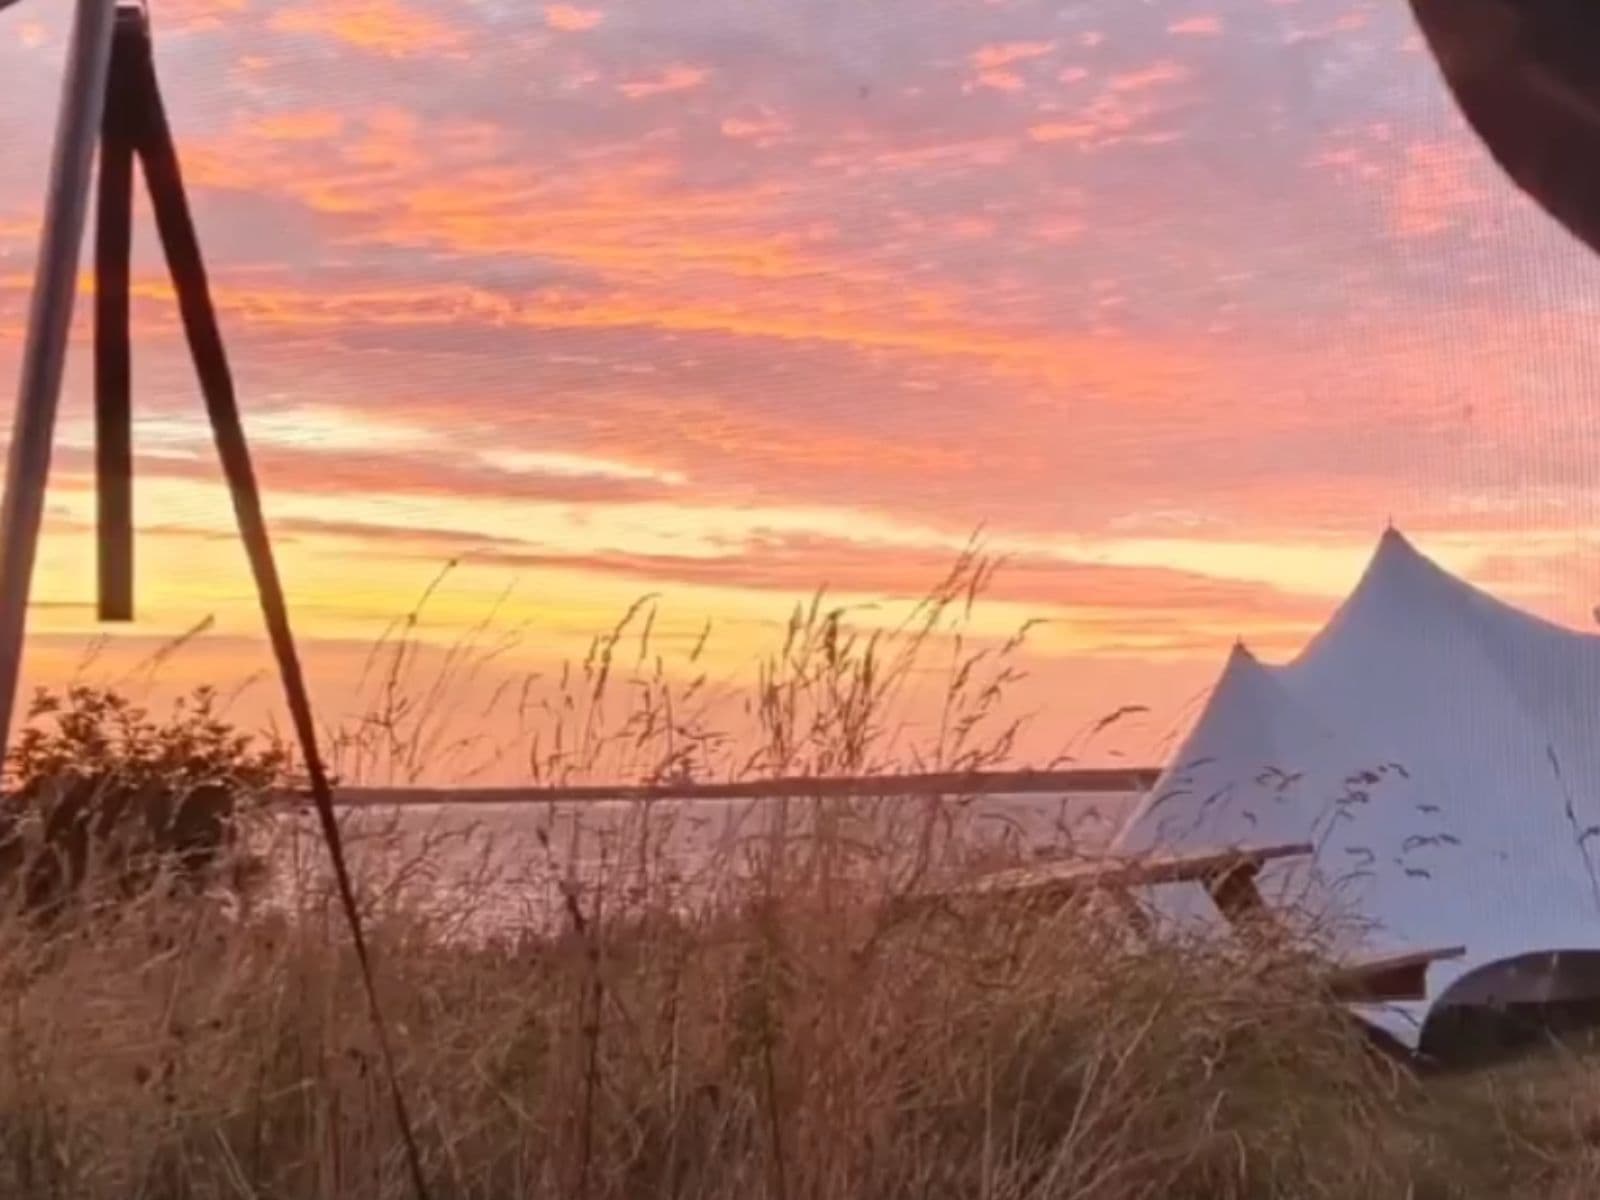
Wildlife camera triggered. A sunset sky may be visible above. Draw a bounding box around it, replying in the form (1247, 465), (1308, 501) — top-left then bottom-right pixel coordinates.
(2, 0), (1600, 779)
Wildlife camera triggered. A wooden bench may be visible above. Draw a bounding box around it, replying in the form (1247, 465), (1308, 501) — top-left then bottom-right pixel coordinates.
(938, 841), (1310, 914)
(903, 840), (1464, 1005)
(1326, 944), (1466, 1003)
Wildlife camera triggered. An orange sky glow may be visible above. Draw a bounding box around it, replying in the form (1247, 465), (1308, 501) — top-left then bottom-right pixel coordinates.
(3, 0), (1600, 782)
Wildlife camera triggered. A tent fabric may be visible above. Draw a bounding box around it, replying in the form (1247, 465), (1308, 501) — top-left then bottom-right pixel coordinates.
(1115, 528), (1600, 1046)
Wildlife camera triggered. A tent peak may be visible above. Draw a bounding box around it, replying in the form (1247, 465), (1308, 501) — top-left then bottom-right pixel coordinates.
(1212, 639), (1280, 698)
(1376, 522), (1413, 552)
(1362, 523), (1440, 592)
(1284, 524), (1463, 673)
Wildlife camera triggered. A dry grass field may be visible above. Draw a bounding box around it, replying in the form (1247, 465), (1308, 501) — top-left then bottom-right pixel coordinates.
(0, 555), (1596, 1199)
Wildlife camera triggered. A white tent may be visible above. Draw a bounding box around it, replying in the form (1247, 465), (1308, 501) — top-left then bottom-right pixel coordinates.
(1115, 527), (1600, 1047)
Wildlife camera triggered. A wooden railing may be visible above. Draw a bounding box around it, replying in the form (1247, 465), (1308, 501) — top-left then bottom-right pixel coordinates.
(281, 766), (1161, 807)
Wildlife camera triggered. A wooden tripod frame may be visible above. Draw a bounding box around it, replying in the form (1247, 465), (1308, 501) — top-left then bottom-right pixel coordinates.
(0, 4), (430, 1194)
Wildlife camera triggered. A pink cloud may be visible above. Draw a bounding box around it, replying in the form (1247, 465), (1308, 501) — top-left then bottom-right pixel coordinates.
(721, 112), (790, 141)
(971, 41), (1056, 70)
(968, 40), (1055, 92)
(1030, 215), (1085, 243)
(1026, 63), (1184, 151)
(619, 65), (709, 99)
(146, 0), (248, 34)
(1306, 125), (1490, 241)
(1109, 61), (1188, 92)
(544, 4), (603, 31)
(1284, 8), (1372, 44)
(1388, 140), (1487, 239)
(1168, 15), (1223, 36)
(268, 1), (469, 59)
(973, 70), (1026, 93)
(246, 110), (347, 142)
(1029, 121), (1097, 144)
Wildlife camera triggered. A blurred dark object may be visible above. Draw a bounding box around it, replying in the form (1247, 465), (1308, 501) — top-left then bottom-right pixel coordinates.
(1411, 0), (1600, 256)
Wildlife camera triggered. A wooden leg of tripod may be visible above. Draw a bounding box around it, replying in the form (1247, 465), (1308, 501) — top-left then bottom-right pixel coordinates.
(121, 19), (432, 1199)
(0, 0), (119, 764)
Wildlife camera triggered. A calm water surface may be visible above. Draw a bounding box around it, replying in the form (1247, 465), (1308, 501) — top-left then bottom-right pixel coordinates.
(261, 791), (1144, 937)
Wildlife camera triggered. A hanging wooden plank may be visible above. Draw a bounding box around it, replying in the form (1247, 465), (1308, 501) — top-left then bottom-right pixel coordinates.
(93, 7), (139, 621)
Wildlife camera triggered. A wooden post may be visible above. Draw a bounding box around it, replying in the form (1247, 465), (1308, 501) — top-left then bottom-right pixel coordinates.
(94, 6), (140, 622)
(0, 0), (120, 763)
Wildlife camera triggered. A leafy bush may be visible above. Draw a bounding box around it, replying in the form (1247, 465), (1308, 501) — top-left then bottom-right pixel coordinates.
(0, 685), (287, 918)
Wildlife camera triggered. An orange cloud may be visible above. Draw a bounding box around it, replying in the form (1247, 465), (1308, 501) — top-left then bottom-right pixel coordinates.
(203, 518), (1337, 663)
(1307, 128), (1488, 240)
(163, 101), (1087, 347)
(1030, 215), (1085, 243)
(147, 0), (248, 34)
(1283, 8), (1372, 43)
(720, 112), (790, 141)
(246, 110), (346, 142)
(169, 117), (916, 296)
(268, 1), (468, 59)
(178, 104), (470, 214)
(1027, 57), (1189, 151)
(971, 41), (1056, 70)
(0, 215), (38, 241)
(1109, 61), (1188, 92)
(78, 267), (1231, 410)
(102, 445), (686, 507)
(857, 137), (1018, 171)
(968, 40), (1055, 92)
(544, 5), (603, 32)
(1028, 121), (1097, 144)
(1168, 15), (1223, 36)
(974, 70), (1025, 93)
(619, 66), (709, 99)
(1389, 140), (1485, 239)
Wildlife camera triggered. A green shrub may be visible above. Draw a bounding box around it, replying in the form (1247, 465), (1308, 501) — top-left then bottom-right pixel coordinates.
(0, 685), (286, 919)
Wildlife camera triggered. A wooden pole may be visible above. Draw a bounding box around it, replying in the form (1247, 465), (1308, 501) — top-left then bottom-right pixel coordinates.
(94, 9), (139, 622)
(0, 0), (120, 765)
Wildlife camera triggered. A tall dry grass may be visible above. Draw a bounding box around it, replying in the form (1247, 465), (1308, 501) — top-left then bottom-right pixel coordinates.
(0, 551), (1574, 1198)
(0, 862), (1447, 1200)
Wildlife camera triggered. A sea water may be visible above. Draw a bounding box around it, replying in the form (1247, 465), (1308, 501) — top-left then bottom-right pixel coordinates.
(257, 791), (1144, 939)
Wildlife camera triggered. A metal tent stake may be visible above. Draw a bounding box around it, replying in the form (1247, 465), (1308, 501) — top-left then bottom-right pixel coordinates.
(0, 6), (431, 1196)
